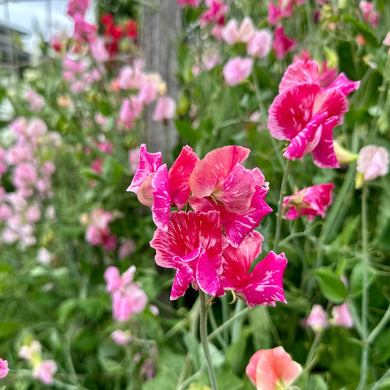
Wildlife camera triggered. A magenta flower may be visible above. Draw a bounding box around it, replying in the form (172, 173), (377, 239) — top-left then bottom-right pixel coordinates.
(223, 57), (253, 86)
(33, 360), (57, 385)
(150, 211), (225, 299)
(356, 145), (389, 188)
(359, 1), (379, 27)
(128, 144), (198, 230)
(0, 358), (8, 379)
(176, 0), (202, 7)
(282, 183), (334, 221)
(67, 0), (89, 18)
(73, 14), (97, 43)
(220, 231), (287, 307)
(268, 60), (360, 168)
(272, 27), (296, 60)
(246, 346), (302, 390)
(189, 146), (271, 246)
(199, 0), (230, 28)
(332, 303), (353, 328)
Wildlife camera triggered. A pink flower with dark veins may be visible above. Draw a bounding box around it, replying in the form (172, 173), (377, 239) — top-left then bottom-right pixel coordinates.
(220, 231), (287, 307)
(268, 60), (360, 168)
(150, 211), (225, 299)
(246, 346), (302, 390)
(282, 183), (334, 221)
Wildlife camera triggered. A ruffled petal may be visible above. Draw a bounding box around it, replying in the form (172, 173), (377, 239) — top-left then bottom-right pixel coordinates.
(279, 60), (320, 93)
(152, 164), (171, 231)
(327, 73), (360, 97)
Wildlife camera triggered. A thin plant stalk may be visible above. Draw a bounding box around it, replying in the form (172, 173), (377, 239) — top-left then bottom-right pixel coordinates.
(199, 290), (218, 390)
(273, 159), (291, 252)
(357, 184), (369, 390)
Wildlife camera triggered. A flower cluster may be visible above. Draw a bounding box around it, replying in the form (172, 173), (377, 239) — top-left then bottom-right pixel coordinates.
(19, 340), (57, 385)
(0, 118), (58, 248)
(268, 59), (360, 168)
(104, 265), (147, 322)
(128, 144), (288, 307)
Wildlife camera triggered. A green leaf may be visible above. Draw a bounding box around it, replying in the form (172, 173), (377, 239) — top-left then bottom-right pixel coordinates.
(57, 299), (78, 326)
(315, 267), (348, 303)
(342, 15), (380, 47)
(175, 120), (199, 145)
(0, 322), (19, 339)
(102, 157), (124, 185)
(350, 262), (376, 296)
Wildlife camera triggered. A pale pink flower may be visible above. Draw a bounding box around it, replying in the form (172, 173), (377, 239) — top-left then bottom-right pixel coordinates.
(357, 145), (389, 181)
(90, 37), (109, 62)
(27, 119), (47, 138)
(221, 17), (255, 45)
(104, 266), (147, 322)
(111, 330), (131, 345)
(19, 340), (42, 361)
(306, 304), (329, 332)
(63, 56), (86, 74)
(383, 32), (390, 46)
(95, 113), (108, 128)
(247, 29), (272, 58)
(223, 57), (253, 86)
(140, 359), (155, 380)
(118, 97), (143, 130)
(24, 89), (45, 112)
(272, 27), (296, 59)
(282, 183), (334, 221)
(0, 358), (8, 378)
(37, 247), (52, 265)
(332, 303), (353, 328)
(26, 204), (41, 223)
(246, 346), (302, 390)
(33, 360), (57, 385)
(152, 96), (176, 121)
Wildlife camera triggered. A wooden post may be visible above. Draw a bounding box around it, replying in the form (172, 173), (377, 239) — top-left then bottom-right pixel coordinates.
(140, 0), (181, 161)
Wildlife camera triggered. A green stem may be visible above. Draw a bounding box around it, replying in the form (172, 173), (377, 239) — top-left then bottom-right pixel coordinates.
(199, 291), (218, 390)
(367, 304), (390, 345)
(357, 185), (369, 390)
(273, 159), (291, 252)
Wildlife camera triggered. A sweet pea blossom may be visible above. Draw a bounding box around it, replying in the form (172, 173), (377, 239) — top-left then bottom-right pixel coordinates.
(111, 330), (131, 345)
(199, 0), (230, 28)
(246, 346), (302, 390)
(176, 0), (201, 7)
(33, 360), (57, 385)
(104, 266), (147, 322)
(150, 211), (225, 299)
(127, 144), (198, 230)
(306, 304), (329, 332)
(189, 145), (272, 246)
(152, 96), (176, 122)
(67, 0), (89, 18)
(332, 303), (353, 328)
(282, 183), (334, 221)
(359, 1), (379, 27)
(0, 358), (8, 378)
(220, 231), (287, 307)
(247, 29), (272, 58)
(272, 27), (296, 60)
(268, 60), (360, 168)
(223, 57), (253, 86)
(221, 17), (255, 45)
(356, 145), (389, 188)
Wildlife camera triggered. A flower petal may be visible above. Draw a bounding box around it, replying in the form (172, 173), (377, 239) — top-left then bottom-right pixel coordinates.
(152, 164), (171, 231)
(279, 60), (320, 93)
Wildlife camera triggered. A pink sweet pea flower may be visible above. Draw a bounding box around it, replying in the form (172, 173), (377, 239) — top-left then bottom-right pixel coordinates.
(73, 14), (97, 43)
(272, 27), (296, 59)
(128, 144), (198, 230)
(332, 303), (353, 328)
(220, 231), (287, 307)
(306, 304), (329, 332)
(282, 183), (334, 221)
(199, 0), (230, 28)
(359, 1), (379, 27)
(111, 330), (131, 345)
(24, 89), (45, 112)
(67, 0), (89, 18)
(90, 37), (109, 62)
(268, 60), (360, 168)
(119, 239), (136, 260)
(0, 358), (8, 378)
(246, 346), (302, 390)
(221, 17), (255, 45)
(33, 360), (57, 385)
(223, 57), (253, 86)
(356, 145), (389, 188)
(247, 29), (272, 58)
(152, 96), (176, 121)
(189, 146), (271, 246)
(150, 211), (225, 299)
